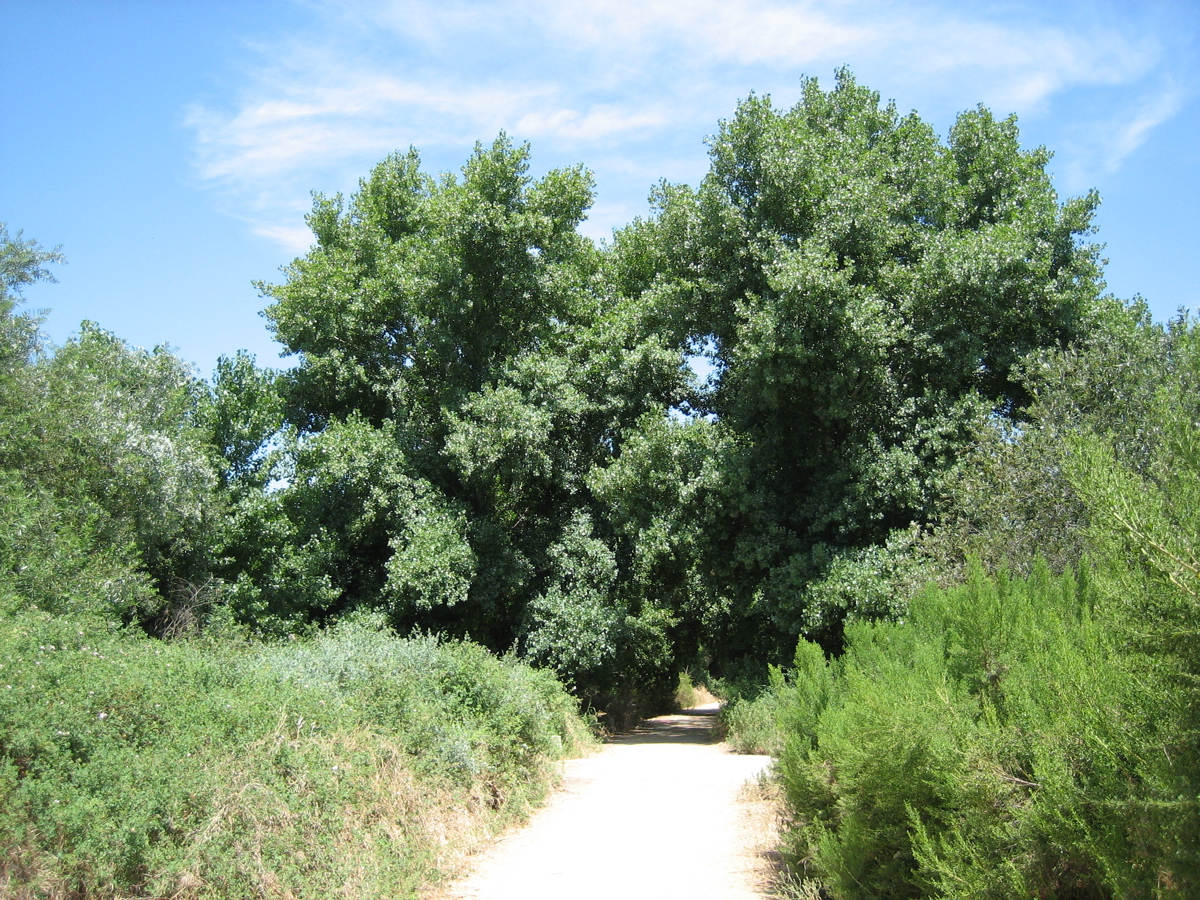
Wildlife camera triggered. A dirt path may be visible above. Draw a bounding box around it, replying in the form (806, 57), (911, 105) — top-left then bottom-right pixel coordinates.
(430, 704), (777, 900)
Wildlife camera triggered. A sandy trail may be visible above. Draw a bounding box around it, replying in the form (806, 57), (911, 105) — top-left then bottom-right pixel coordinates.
(431, 704), (776, 900)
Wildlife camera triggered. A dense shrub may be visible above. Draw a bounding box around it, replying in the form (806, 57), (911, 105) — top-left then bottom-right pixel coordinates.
(742, 564), (1193, 899)
(0, 612), (591, 899)
(718, 317), (1200, 899)
(0, 475), (154, 621)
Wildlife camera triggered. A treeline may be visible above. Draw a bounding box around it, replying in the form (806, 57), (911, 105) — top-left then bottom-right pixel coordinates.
(243, 69), (1108, 709)
(12, 70), (1110, 708)
(2, 67), (1192, 896)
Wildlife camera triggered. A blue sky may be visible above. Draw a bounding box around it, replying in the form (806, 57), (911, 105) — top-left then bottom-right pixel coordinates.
(3, 0), (1197, 377)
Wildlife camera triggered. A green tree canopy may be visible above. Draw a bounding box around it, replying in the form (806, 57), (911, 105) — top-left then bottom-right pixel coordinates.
(244, 135), (691, 706)
(610, 69), (1107, 659)
(215, 71), (1116, 697)
(261, 136), (596, 436)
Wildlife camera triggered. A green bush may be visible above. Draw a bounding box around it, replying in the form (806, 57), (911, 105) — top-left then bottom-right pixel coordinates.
(0, 474), (154, 621)
(769, 563), (1192, 899)
(251, 613), (593, 791)
(721, 673), (787, 756)
(722, 639), (836, 757)
(764, 321), (1200, 899)
(0, 612), (592, 899)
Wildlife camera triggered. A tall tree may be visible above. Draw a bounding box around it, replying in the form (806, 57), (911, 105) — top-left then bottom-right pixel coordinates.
(252, 136), (690, 708)
(262, 137), (595, 438)
(611, 69), (1107, 661)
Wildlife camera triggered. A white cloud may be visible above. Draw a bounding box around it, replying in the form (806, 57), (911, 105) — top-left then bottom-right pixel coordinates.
(250, 223), (317, 255)
(1056, 82), (1187, 191)
(539, 0), (877, 66)
(1106, 86), (1184, 170)
(514, 106), (668, 143)
(187, 0), (1185, 251)
(187, 67), (554, 183)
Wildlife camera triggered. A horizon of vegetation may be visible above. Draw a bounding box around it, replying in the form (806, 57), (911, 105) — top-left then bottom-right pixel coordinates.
(2, 69), (1197, 898)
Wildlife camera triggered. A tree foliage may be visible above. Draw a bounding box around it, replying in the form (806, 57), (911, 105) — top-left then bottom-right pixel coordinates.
(221, 72), (1115, 694)
(248, 136), (690, 705)
(0, 71), (1127, 707)
(926, 298), (1176, 579)
(611, 69), (1105, 661)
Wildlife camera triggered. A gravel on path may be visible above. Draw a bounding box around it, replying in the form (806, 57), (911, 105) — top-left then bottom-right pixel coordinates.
(430, 704), (776, 900)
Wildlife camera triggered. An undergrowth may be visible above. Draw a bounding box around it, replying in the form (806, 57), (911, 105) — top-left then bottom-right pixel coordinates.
(0, 611), (593, 899)
(725, 562), (1199, 899)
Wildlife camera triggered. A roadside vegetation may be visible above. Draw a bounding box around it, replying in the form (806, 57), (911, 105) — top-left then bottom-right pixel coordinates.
(723, 311), (1200, 897)
(0, 225), (594, 898)
(3, 68), (1196, 896)
(0, 614), (590, 899)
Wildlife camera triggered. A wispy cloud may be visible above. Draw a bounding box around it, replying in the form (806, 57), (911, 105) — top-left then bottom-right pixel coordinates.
(1106, 85), (1185, 170)
(513, 106), (668, 144)
(539, 0), (877, 66)
(250, 223), (318, 255)
(187, 0), (1187, 251)
(1057, 81), (1187, 192)
(187, 75), (549, 182)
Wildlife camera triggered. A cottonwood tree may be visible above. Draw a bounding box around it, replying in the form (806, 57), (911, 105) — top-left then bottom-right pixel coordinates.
(251, 137), (690, 705)
(610, 69), (1107, 662)
(241, 71), (1112, 693)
